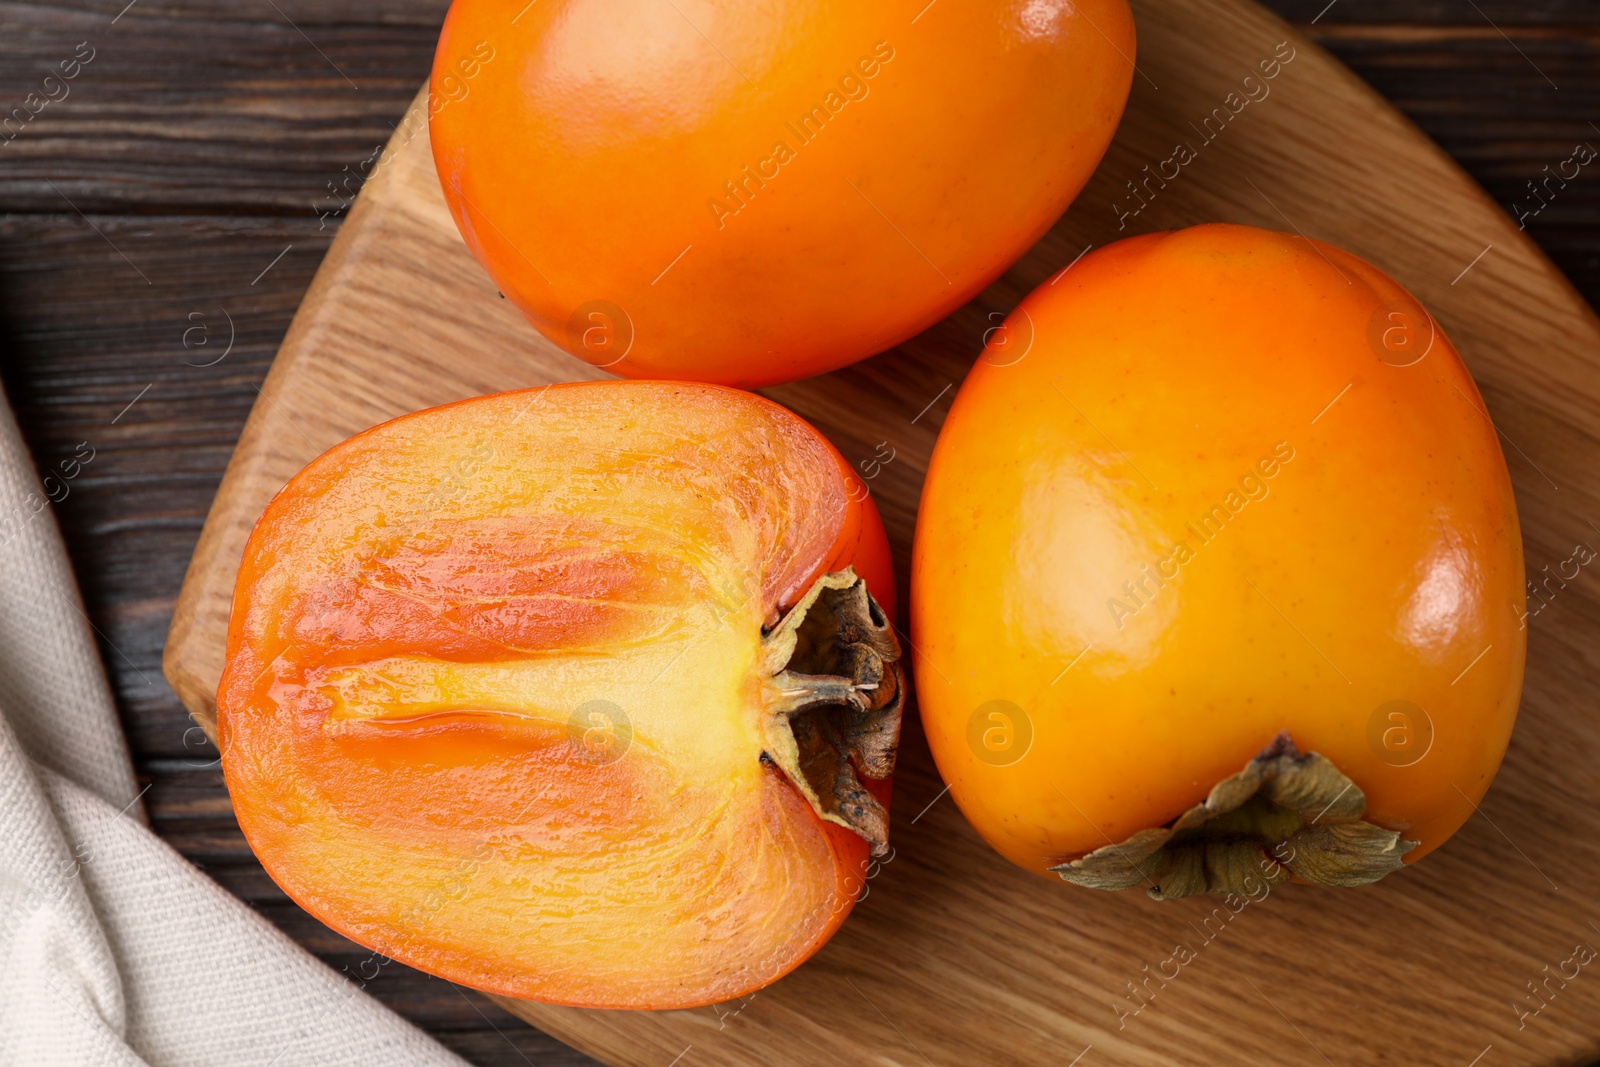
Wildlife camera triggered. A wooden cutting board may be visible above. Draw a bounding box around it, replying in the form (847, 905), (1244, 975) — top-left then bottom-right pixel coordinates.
(164, 0), (1600, 1063)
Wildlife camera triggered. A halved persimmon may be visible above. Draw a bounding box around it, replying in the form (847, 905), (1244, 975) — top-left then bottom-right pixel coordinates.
(429, 0), (1135, 386)
(913, 224), (1525, 899)
(217, 381), (903, 1008)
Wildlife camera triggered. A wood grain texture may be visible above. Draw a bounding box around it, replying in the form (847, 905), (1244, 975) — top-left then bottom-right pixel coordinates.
(0, 4), (436, 214)
(3, 0), (1600, 1064)
(154, 1), (1600, 1065)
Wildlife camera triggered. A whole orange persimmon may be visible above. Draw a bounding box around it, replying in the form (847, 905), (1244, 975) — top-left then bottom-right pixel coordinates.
(217, 382), (903, 1008)
(913, 224), (1525, 900)
(429, 0), (1135, 386)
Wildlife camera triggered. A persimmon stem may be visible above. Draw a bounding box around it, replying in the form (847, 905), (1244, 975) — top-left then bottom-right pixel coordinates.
(759, 568), (905, 856)
(1051, 732), (1419, 900)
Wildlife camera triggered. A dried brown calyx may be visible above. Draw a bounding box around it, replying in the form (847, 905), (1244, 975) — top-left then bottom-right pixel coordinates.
(759, 568), (904, 857)
(1052, 732), (1419, 901)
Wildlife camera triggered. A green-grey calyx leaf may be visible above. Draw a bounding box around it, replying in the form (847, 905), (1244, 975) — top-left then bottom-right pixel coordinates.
(1051, 731), (1418, 901)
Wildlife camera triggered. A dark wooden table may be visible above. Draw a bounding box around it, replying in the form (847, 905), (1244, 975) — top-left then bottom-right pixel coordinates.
(2, 2), (1597, 1064)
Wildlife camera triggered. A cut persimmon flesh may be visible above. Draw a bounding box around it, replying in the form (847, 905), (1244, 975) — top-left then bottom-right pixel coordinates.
(217, 382), (903, 1009)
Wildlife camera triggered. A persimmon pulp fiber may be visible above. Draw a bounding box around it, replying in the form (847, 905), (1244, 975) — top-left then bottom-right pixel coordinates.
(913, 224), (1524, 898)
(430, 0), (1135, 386)
(218, 382), (904, 1008)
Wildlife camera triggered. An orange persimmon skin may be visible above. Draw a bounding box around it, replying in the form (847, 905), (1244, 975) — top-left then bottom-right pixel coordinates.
(218, 382), (895, 1008)
(913, 224), (1525, 878)
(429, 0), (1134, 387)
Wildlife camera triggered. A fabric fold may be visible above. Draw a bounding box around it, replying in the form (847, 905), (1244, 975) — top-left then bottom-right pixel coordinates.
(0, 382), (468, 1066)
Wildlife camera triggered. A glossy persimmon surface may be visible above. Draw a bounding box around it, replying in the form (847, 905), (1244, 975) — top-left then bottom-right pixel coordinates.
(913, 224), (1525, 877)
(429, 0), (1135, 386)
(218, 382), (896, 1008)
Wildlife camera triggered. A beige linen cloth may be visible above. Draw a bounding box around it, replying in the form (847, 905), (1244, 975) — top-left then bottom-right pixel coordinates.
(0, 387), (468, 1066)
